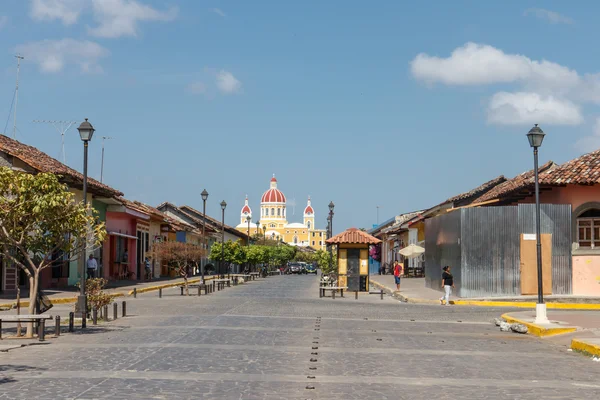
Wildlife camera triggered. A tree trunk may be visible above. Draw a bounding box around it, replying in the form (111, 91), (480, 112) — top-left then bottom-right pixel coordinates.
(182, 265), (189, 296)
(25, 272), (38, 338)
(16, 270), (21, 337)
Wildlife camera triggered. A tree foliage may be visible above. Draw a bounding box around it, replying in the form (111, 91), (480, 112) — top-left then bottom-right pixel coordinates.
(315, 249), (337, 275)
(209, 241), (298, 271)
(152, 241), (205, 295)
(82, 278), (113, 319)
(0, 168), (106, 337)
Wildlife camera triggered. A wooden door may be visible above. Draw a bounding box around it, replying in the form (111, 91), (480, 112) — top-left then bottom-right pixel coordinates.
(520, 234), (552, 295)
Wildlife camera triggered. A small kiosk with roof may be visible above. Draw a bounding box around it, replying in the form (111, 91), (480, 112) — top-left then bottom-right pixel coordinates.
(326, 228), (382, 292)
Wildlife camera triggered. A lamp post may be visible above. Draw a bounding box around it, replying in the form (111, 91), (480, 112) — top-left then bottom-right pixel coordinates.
(246, 215), (251, 247)
(263, 224), (267, 243)
(201, 189), (208, 282)
(220, 200), (227, 278)
(527, 124), (548, 324)
(328, 201), (335, 253)
(76, 118), (95, 320)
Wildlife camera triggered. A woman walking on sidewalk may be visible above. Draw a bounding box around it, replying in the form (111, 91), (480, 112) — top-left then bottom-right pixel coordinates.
(440, 266), (455, 306)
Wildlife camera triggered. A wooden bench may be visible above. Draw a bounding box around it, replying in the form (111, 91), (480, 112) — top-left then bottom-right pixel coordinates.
(319, 286), (348, 298)
(0, 314), (53, 341)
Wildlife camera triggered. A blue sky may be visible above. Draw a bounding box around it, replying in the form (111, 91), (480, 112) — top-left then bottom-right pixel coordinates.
(0, 1), (598, 232)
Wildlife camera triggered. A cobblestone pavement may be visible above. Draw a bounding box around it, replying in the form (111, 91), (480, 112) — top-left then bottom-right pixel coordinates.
(2, 275), (600, 399)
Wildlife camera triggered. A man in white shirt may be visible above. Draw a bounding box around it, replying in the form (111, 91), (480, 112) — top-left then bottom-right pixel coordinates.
(87, 254), (98, 279)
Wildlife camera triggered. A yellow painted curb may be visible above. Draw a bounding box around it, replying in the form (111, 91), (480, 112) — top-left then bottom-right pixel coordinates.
(127, 278), (207, 295)
(571, 338), (600, 357)
(456, 300), (600, 310)
(502, 313), (578, 337)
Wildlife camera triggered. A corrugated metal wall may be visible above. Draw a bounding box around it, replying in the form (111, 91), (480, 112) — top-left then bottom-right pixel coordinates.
(517, 204), (572, 295)
(425, 204), (572, 297)
(461, 207), (519, 298)
(425, 210), (461, 291)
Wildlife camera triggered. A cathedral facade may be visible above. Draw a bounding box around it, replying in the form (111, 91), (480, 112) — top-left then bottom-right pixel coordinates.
(235, 176), (327, 250)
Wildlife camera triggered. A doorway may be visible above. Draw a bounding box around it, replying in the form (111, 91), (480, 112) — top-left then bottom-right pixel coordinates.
(347, 249), (360, 291)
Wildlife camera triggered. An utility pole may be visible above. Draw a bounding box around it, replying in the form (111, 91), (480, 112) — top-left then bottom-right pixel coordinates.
(32, 120), (77, 163)
(13, 55), (24, 139)
(100, 136), (114, 183)
(377, 205), (380, 225)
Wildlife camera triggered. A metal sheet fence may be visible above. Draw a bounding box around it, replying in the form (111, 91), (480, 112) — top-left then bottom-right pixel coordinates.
(425, 204), (572, 297)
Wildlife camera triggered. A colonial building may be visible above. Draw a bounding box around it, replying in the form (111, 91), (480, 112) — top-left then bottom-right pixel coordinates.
(235, 176), (327, 250)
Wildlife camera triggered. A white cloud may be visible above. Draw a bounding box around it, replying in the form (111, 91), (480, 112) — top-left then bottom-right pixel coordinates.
(30, 0), (86, 25)
(524, 8), (573, 24)
(411, 42), (579, 88)
(186, 81), (207, 95)
(212, 8), (226, 17)
(216, 70), (241, 94)
(576, 118), (600, 152)
(15, 39), (109, 73)
(88, 0), (177, 38)
(487, 92), (583, 126)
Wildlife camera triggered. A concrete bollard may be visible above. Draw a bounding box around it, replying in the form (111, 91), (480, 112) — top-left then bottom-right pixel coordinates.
(55, 316), (61, 336)
(38, 319), (45, 342)
(92, 308), (98, 325)
(133, 288), (137, 298)
(103, 305), (109, 321)
(113, 303), (118, 320)
(68, 312), (74, 332)
(122, 301), (127, 317)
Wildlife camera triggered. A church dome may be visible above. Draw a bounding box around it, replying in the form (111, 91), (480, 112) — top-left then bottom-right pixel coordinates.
(304, 196), (314, 215)
(261, 175), (286, 203)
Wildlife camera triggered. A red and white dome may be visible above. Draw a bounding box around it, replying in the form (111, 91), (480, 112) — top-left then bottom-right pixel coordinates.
(261, 175), (286, 203)
(304, 196), (314, 215)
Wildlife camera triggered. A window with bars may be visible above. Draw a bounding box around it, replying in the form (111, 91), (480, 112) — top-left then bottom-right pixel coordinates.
(577, 209), (600, 248)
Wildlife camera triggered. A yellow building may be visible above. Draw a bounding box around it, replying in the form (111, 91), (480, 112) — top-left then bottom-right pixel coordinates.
(235, 176), (327, 250)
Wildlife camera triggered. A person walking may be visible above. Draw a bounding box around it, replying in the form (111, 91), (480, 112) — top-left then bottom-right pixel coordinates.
(86, 254), (98, 279)
(144, 257), (152, 281)
(440, 266), (455, 306)
(393, 260), (403, 291)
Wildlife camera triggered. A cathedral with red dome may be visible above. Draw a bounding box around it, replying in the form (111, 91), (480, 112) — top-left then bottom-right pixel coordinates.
(235, 175), (327, 250)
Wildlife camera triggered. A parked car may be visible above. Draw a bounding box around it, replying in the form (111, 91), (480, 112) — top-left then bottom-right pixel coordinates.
(305, 263), (317, 275)
(288, 263), (302, 274)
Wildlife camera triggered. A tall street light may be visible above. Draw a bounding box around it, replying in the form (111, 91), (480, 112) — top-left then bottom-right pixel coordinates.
(263, 224), (267, 243)
(527, 124), (548, 324)
(220, 200), (227, 278)
(76, 118), (95, 321)
(246, 215), (251, 247)
(201, 189), (208, 282)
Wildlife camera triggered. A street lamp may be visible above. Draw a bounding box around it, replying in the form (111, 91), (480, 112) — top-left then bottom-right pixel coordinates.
(201, 189), (208, 282)
(220, 200), (227, 278)
(246, 215), (251, 247)
(527, 124), (548, 324)
(76, 118), (95, 322)
(263, 224), (267, 242)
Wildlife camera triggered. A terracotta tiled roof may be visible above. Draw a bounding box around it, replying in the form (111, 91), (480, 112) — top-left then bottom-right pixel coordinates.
(445, 175), (506, 204)
(382, 211), (424, 235)
(326, 228), (382, 245)
(475, 161), (557, 203)
(539, 149), (600, 185)
(179, 205), (248, 238)
(0, 134), (122, 198)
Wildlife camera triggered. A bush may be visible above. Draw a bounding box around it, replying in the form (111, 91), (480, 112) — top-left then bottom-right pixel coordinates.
(80, 278), (113, 319)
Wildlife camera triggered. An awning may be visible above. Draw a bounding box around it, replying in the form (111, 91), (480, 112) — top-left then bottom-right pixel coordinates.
(108, 231), (138, 240)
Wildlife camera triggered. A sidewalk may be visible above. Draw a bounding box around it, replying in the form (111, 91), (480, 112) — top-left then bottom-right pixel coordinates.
(0, 275), (227, 309)
(370, 275), (600, 309)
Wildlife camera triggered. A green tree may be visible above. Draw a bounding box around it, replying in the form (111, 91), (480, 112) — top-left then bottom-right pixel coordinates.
(209, 240), (247, 273)
(315, 249), (337, 275)
(0, 168), (106, 337)
(152, 241), (201, 295)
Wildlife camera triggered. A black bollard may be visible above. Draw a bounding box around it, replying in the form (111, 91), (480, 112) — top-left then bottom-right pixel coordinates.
(332, 289), (336, 300)
(133, 288), (137, 298)
(212, 281), (215, 292)
(103, 305), (109, 321)
(380, 289), (384, 300)
(81, 313), (86, 329)
(122, 301), (127, 317)
(355, 291), (358, 300)
(68, 312), (74, 332)
(180, 286), (184, 296)
(55, 316), (61, 336)
(113, 303), (118, 320)
(159, 288), (162, 298)
(198, 285), (201, 296)
(38, 319), (45, 342)
(92, 307), (98, 325)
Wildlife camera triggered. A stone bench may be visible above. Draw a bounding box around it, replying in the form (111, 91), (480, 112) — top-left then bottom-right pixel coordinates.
(319, 286), (348, 299)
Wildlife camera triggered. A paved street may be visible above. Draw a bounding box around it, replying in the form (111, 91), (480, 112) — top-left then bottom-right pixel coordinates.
(2, 275), (600, 399)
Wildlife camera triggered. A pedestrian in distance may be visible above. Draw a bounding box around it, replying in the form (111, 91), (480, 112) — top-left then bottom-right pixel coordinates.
(440, 266), (455, 306)
(86, 254), (97, 279)
(145, 257), (152, 281)
(393, 260), (403, 291)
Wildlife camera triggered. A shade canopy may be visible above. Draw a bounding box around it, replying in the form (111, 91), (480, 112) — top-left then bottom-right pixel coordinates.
(399, 244), (425, 259)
